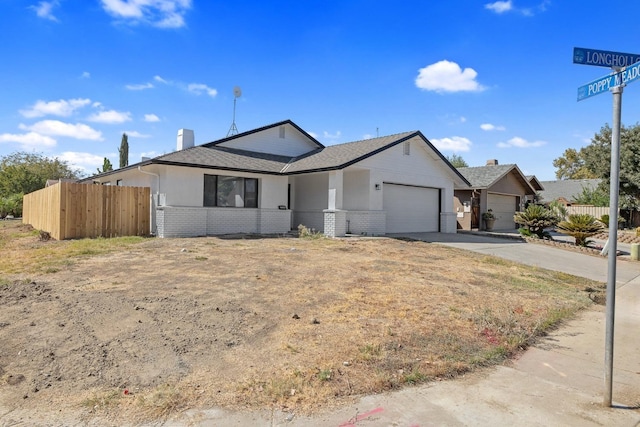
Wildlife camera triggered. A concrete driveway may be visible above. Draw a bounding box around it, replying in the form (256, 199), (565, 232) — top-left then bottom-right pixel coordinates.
(390, 231), (640, 285)
(168, 232), (640, 426)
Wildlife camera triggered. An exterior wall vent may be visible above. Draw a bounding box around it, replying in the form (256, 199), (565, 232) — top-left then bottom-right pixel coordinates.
(279, 126), (285, 139)
(177, 129), (195, 151)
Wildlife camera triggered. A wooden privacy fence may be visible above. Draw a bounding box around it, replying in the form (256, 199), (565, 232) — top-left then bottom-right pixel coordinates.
(565, 205), (611, 220)
(23, 182), (150, 240)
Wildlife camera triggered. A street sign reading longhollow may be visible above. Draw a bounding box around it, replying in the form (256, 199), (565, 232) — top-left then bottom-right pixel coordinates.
(573, 47), (640, 68)
(577, 60), (640, 101)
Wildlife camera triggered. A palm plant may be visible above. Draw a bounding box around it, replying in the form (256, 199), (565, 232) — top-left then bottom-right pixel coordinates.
(514, 205), (558, 239)
(556, 214), (604, 247)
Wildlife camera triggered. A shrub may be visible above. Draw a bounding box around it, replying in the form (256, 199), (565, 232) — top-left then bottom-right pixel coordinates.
(0, 193), (23, 218)
(548, 200), (568, 223)
(297, 224), (324, 239)
(599, 214), (625, 229)
(513, 205), (558, 239)
(556, 214), (604, 247)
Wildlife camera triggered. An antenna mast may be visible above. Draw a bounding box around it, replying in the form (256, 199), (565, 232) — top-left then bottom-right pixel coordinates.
(227, 86), (242, 137)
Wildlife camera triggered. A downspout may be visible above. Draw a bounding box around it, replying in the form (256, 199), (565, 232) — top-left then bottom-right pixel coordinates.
(138, 165), (160, 236)
(137, 165), (160, 193)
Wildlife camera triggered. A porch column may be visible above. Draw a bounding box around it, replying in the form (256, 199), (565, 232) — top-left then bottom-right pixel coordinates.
(324, 170), (346, 237)
(327, 170), (343, 210)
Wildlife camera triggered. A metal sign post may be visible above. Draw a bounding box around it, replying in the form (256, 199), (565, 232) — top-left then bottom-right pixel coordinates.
(574, 47), (640, 407)
(604, 85), (622, 406)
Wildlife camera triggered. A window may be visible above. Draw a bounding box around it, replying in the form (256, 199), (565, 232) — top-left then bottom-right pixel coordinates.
(403, 141), (410, 155)
(204, 174), (258, 208)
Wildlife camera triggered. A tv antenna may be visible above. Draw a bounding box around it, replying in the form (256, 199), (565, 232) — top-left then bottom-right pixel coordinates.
(227, 86), (242, 137)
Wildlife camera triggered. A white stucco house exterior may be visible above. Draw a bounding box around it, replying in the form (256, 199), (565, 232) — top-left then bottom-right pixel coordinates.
(81, 120), (470, 238)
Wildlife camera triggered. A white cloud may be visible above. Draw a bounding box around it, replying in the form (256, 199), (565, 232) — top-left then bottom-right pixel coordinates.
(307, 131), (318, 139)
(124, 131), (151, 138)
(485, 1), (512, 13)
(0, 132), (57, 149)
(144, 113), (160, 122)
(486, 0), (549, 16)
(87, 110), (132, 124)
(497, 136), (546, 148)
(20, 98), (91, 118)
(459, 116), (467, 123)
(430, 136), (472, 152)
(362, 134), (373, 140)
(20, 120), (103, 140)
(81, 71), (91, 79)
(415, 60), (485, 93)
(100, 0), (192, 28)
(323, 131), (341, 140)
(187, 83), (217, 97)
(154, 75), (169, 84)
(58, 152), (106, 168)
(140, 150), (160, 158)
(126, 82), (154, 90)
(31, 1), (59, 21)
(480, 123), (506, 131)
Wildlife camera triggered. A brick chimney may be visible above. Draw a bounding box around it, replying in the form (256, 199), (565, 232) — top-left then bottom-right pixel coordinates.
(486, 159), (499, 166)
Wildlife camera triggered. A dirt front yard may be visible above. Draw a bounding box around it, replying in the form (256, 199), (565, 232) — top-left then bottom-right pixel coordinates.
(0, 222), (602, 425)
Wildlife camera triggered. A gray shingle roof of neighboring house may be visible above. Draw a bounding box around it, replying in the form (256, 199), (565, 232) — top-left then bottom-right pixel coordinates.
(456, 164), (536, 194)
(457, 164), (515, 188)
(538, 179), (602, 203)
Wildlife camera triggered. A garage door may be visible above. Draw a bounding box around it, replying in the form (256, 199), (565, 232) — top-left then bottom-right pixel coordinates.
(487, 193), (518, 230)
(384, 184), (440, 233)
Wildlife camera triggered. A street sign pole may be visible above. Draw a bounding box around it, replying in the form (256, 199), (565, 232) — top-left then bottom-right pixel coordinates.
(574, 48), (640, 407)
(604, 84), (622, 407)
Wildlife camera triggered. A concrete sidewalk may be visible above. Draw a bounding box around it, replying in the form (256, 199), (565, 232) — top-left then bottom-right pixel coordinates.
(167, 233), (640, 427)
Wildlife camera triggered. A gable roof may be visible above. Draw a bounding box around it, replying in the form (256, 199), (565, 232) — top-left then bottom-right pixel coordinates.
(80, 121), (470, 186)
(203, 119), (324, 150)
(456, 164), (536, 194)
(538, 179), (601, 203)
(526, 175), (544, 191)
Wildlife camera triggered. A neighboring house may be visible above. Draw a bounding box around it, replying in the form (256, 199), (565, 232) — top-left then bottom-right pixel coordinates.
(454, 160), (537, 231)
(538, 179), (602, 206)
(526, 175), (544, 205)
(80, 120), (470, 238)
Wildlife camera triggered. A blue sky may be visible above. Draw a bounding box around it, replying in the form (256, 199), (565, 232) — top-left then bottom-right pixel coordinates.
(2, 0), (640, 180)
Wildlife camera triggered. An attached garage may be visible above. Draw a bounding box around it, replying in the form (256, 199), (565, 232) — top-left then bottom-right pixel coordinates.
(384, 183), (440, 233)
(487, 193), (519, 230)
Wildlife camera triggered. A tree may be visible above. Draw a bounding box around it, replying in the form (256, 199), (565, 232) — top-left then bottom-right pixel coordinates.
(0, 152), (80, 197)
(119, 133), (129, 168)
(572, 185), (609, 207)
(97, 157), (113, 174)
(446, 154), (468, 168)
(583, 124), (640, 204)
(552, 148), (597, 179)
(552, 123), (640, 207)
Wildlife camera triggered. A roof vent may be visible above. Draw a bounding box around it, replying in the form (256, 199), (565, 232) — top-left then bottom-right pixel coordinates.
(486, 159), (499, 166)
(177, 129), (194, 151)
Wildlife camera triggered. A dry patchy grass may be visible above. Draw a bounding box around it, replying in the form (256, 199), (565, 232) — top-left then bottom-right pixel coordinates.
(0, 221), (602, 423)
